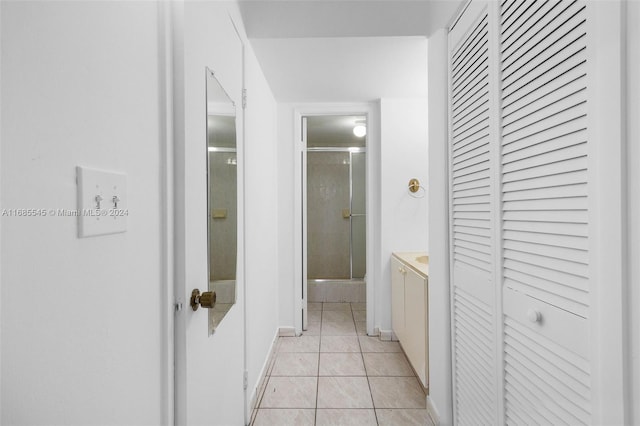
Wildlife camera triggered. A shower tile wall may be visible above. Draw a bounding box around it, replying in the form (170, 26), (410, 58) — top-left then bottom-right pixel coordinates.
(209, 151), (237, 280)
(307, 152), (351, 279)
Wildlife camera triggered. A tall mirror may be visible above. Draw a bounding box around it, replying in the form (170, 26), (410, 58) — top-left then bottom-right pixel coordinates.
(206, 68), (237, 334)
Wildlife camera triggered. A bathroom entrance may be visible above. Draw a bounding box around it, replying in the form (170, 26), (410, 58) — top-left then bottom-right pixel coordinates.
(303, 115), (367, 323)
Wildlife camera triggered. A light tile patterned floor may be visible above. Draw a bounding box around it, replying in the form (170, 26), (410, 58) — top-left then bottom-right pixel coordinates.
(251, 302), (433, 426)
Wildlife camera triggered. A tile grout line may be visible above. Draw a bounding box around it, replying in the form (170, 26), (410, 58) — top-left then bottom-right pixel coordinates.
(314, 303), (323, 425)
(354, 304), (380, 426)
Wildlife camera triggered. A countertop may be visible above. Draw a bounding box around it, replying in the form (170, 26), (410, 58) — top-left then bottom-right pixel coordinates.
(392, 252), (429, 278)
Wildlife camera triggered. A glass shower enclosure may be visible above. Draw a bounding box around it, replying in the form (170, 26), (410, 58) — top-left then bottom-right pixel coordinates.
(305, 115), (366, 282)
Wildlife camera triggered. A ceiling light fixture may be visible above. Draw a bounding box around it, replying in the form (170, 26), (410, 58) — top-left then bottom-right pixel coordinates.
(353, 124), (367, 138)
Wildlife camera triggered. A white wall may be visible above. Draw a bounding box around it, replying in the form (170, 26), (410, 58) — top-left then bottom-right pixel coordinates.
(427, 29), (453, 425)
(627, 0), (640, 423)
(1, 2), (167, 424)
(378, 98), (429, 333)
(276, 103), (297, 329)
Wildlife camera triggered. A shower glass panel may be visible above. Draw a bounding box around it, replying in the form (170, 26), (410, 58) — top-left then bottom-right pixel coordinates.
(307, 152), (351, 279)
(306, 115), (366, 281)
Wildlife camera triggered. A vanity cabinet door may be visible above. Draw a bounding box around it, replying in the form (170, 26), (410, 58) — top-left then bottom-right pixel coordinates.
(391, 257), (405, 342)
(404, 267), (427, 387)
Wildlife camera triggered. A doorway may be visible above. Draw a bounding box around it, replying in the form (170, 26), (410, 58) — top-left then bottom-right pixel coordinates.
(302, 115), (367, 329)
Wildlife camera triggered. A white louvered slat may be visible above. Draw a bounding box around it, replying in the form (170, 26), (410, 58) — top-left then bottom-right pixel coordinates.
(501, 0), (552, 45)
(502, 64), (585, 118)
(499, 1), (591, 423)
(502, 8), (585, 80)
(501, 100), (586, 146)
(452, 287), (496, 425)
(502, 14), (586, 89)
(502, 209), (588, 224)
(504, 316), (591, 425)
(453, 86), (488, 122)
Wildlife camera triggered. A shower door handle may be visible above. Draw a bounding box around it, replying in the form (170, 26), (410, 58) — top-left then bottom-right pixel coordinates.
(342, 208), (365, 218)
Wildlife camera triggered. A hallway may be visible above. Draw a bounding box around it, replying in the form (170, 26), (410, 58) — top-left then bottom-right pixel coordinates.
(251, 302), (432, 426)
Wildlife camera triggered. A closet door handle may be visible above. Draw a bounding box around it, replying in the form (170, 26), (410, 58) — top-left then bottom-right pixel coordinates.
(527, 308), (542, 323)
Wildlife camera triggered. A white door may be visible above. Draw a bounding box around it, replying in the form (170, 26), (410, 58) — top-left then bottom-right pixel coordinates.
(172, 2), (247, 425)
(448, 2), (500, 424)
(301, 116), (309, 331)
(498, 1), (592, 423)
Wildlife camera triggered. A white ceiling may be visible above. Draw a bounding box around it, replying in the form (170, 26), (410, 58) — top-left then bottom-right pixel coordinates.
(238, 0), (464, 102)
(249, 37), (429, 102)
(238, 0), (465, 39)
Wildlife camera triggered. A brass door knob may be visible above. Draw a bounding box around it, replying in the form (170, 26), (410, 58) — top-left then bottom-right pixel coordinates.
(190, 289), (217, 311)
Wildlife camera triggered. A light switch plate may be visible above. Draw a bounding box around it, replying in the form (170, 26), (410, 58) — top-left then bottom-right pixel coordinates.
(76, 166), (127, 238)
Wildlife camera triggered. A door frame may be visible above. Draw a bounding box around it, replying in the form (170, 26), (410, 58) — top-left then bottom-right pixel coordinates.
(293, 103), (378, 336)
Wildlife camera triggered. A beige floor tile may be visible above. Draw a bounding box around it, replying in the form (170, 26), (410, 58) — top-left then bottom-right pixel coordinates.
(351, 303), (366, 311)
(316, 409), (378, 425)
(278, 336), (320, 353)
(260, 377), (318, 408)
(321, 336), (361, 353)
(252, 408), (315, 426)
(317, 377), (374, 408)
(254, 374), (270, 408)
(355, 321), (367, 336)
(323, 310), (354, 322)
(323, 302), (352, 311)
(353, 310), (366, 322)
(376, 408), (434, 426)
(302, 321), (321, 336)
(271, 353), (319, 376)
(319, 353), (366, 376)
(368, 377), (426, 408)
(308, 310), (322, 322)
(358, 336), (402, 353)
(363, 352), (414, 376)
(308, 302), (323, 311)
(322, 320), (357, 336)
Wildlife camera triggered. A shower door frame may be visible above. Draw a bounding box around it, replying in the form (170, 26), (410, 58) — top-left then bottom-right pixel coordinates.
(294, 104), (378, 335)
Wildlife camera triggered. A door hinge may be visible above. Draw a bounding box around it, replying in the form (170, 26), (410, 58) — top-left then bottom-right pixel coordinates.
(243, 370), (248, 390)
(242, 88), (247, 109)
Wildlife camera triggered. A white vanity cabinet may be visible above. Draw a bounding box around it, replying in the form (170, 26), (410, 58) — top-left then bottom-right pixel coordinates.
(391, 253), (428, 388)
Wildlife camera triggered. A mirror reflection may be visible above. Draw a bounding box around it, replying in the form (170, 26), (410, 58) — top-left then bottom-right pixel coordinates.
(206, 68), (237, 334)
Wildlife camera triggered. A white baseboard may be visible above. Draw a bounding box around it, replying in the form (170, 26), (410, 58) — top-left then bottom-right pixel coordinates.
(278, 326), (296, 337)
(249, 329), (279, 412)
(427, 396), (440, 425)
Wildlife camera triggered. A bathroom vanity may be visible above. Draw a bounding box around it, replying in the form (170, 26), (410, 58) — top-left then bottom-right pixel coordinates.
(391, 252), (428, 389)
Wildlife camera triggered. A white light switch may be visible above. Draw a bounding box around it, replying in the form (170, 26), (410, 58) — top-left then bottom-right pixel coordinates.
(76, 166), (127, 238)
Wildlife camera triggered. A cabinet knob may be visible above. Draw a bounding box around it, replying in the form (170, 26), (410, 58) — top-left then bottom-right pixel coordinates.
(527, 308), (542, 323)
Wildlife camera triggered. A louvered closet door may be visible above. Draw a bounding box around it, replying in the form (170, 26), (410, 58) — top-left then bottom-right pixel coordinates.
(448, 3), (498, 424)
(499, 0), (591, 424)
